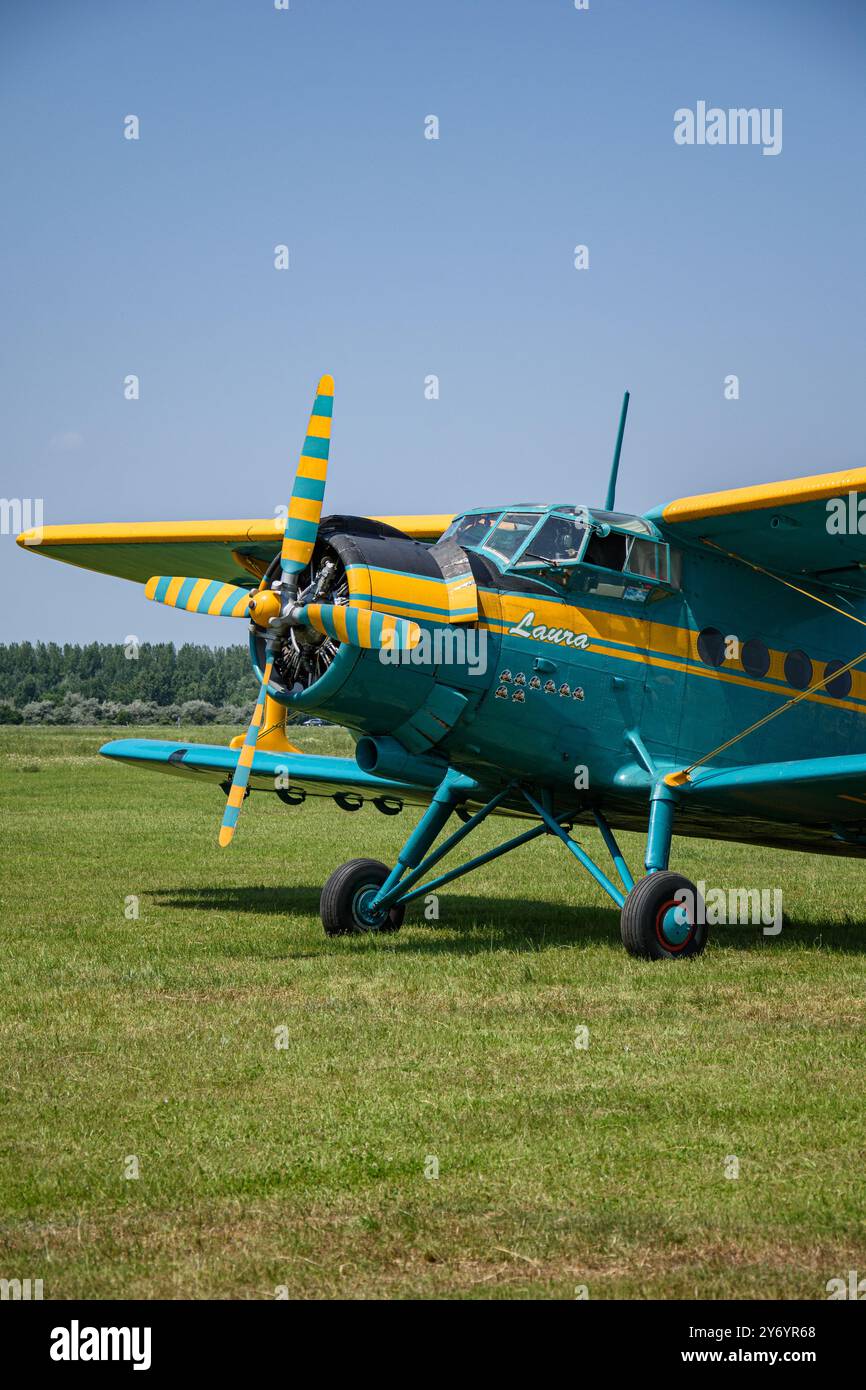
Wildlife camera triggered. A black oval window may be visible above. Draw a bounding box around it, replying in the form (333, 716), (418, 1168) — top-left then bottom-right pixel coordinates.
(697, 627), (726, 668)
(823, 660), (852, 700)
(741, 638), (770, 678)
(784, 649), (812, 690)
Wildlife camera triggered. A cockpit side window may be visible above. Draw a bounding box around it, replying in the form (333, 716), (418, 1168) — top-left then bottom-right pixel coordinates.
(580, 527), (676, 597)
(443, 511), (501, 549)
(584, 529), (627, 570)
(624, 536), (663, 581)
(582, 532), (669, 583)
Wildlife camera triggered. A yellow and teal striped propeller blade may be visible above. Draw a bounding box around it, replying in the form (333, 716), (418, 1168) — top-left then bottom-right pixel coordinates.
(219, 658), (273, 848)
(145, 576), (251, 618)
(295, 603), (421, 651)
(280, 373), (333, 578)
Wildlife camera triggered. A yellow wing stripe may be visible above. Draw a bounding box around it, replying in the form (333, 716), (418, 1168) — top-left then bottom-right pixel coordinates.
(17, 514), (454, 549)
(663, 467), (866, 523)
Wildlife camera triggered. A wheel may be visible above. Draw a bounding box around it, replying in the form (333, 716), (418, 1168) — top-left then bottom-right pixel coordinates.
(320, 858), (405, 937)
(620, 871), (707, 960)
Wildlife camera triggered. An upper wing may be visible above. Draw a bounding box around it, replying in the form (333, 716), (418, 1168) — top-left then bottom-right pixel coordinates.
(648, 466), (866, 589)
(16, 514), (454, 587)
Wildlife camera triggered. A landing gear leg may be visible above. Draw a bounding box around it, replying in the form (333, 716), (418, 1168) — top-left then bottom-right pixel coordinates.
(319, 770), (474, 936)
(621, 780), (706, 959)
(644, 781), (678, 873)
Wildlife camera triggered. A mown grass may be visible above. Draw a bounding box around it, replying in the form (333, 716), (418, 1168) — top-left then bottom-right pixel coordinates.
(0, 725), (864, 1299)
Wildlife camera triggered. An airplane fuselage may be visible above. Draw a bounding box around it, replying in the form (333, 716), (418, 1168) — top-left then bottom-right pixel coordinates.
(259, 524), (866, 856)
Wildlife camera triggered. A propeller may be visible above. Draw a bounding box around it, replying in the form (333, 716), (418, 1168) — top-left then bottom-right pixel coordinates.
(278, 374), (334, 583)
(144, 576), (252, 618)
(143, 580), (419, 651)
(216, 374), (420, 846)
(265, 374), (420, 645)
(218, 656), (273, 848)
(293, 602), (419, 651)
(141, 376), (425, 844)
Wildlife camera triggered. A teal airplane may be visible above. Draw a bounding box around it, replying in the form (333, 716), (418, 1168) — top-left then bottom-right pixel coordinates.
(18, 377), (866, 958)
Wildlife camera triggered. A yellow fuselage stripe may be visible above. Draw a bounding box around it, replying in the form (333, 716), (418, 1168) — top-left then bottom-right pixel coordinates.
(354, 571), (866, 715)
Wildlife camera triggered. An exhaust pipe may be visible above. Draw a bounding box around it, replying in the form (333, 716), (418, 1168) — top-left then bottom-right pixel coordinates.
(355, 736), (447, 787)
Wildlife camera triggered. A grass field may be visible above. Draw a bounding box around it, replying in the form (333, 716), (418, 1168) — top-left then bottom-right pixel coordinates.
(1, 724), (864, 1300)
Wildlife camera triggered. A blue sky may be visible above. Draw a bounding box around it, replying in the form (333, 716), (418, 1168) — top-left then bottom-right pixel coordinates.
(1, 0), (864, 644)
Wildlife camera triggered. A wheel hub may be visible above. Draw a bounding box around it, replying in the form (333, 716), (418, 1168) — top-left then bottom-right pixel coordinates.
(655, 898), (693, 949)
(352, 884), (388, 929)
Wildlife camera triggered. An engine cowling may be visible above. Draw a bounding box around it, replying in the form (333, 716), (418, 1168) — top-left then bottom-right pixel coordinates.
(250, 518), (491, 754)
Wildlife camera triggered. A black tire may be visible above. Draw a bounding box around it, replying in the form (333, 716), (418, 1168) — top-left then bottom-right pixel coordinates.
(620, 871), (707, 960)
(320, 858), (405, 937)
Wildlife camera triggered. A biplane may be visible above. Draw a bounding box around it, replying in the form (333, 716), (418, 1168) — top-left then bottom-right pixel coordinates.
(18, 376), (866, 958)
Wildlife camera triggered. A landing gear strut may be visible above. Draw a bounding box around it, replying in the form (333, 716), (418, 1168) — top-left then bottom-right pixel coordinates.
(318, 772), (708, 959)
(618, 780), (707, 959)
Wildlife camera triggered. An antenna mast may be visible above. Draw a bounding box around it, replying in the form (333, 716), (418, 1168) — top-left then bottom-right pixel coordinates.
(604, 390), (630, 512)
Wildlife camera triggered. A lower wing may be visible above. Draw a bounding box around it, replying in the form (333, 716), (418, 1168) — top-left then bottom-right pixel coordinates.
(100, 738), (435, 811)
(675, 753), (866, 848)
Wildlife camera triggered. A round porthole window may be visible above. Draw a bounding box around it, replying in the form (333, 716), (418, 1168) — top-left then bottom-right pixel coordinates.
(741, 637), (770, 679)
(697, 627), (727, 668)
(784, 649), (812, 690)
(823, 659), (852, 700)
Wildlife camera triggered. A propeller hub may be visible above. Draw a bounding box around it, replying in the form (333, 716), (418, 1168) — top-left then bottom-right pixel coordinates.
(247, 589), (282, 627)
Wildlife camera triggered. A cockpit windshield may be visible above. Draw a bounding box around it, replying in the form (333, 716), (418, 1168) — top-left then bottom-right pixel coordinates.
(516, 512), (586, 567)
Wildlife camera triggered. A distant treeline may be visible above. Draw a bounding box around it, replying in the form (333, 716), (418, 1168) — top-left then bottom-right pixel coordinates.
(0, 642), (260, 725)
